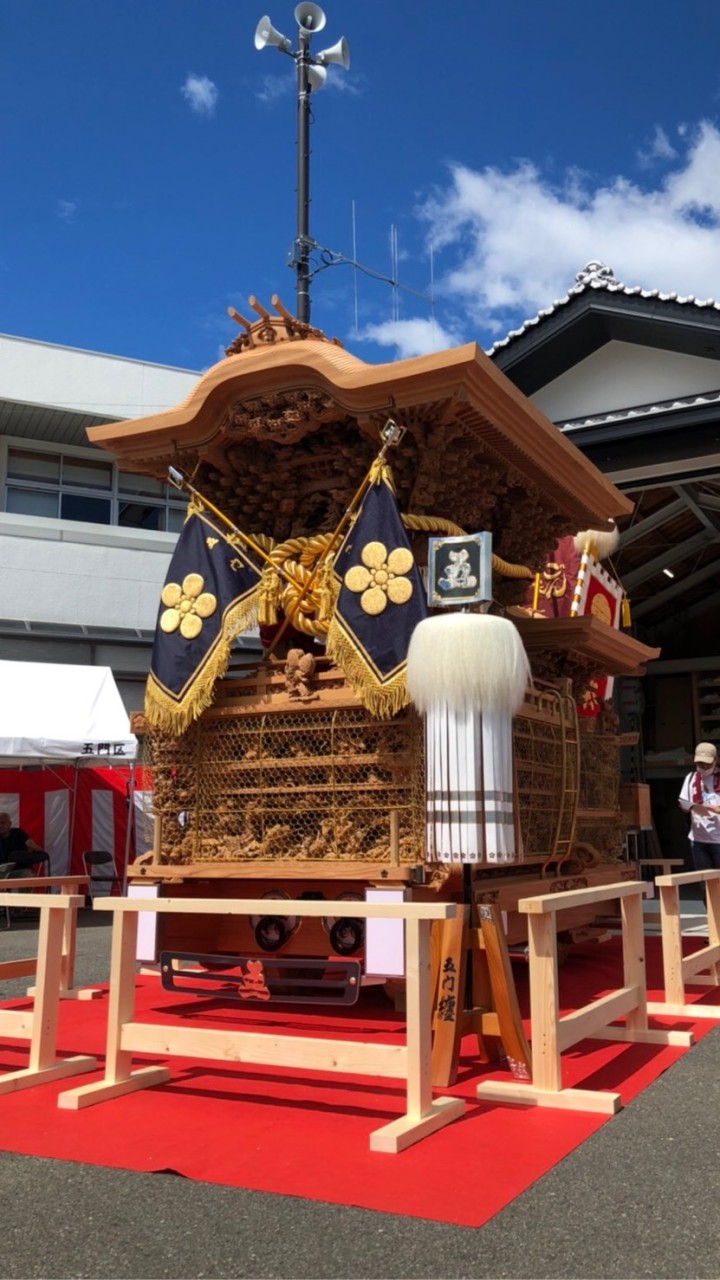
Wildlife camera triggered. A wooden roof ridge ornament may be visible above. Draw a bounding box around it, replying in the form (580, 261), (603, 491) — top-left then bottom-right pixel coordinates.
(225, 294), (343, 357)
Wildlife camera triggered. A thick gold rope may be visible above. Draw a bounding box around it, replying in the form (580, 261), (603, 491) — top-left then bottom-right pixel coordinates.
(254, 513), (534, 638)
(401, 514), (534, 580)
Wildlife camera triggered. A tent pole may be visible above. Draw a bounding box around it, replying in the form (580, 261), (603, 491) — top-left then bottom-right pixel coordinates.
(68, 759), (80, 878)
(122, 762), (136, 895)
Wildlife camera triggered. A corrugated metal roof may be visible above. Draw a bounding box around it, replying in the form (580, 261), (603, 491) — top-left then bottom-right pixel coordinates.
(0, 400), (115, 447)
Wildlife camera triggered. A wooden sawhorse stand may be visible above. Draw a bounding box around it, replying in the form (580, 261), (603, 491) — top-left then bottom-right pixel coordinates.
(647, 868), (720, 1020)
(58, 896), (466, 1153)
(431, 901), (531, 1087)
(638, 860), (684, 927)
(4, 875), (97, 1000)
(476, 880), (692, 1114)
(0, 891), (97, 1094)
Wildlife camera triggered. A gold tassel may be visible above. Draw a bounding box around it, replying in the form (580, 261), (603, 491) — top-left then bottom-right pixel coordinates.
(257, 566), (281, 627)
(368, 457), (396, 491)
(531, 572), (541, 612)
(317, 558), (338, 625)
(325, 619), (410, 720)
(622, 595), (631, 627)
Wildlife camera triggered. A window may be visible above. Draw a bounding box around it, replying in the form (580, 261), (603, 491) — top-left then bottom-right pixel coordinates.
(6, 487), (59, 518)
(62, 457), (112, 490)
(61, 494), (111, 523)
(7, 450), (60, 484)
(3, 446), (185, 531)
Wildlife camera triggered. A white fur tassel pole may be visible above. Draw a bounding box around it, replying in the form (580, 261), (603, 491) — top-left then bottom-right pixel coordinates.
(407, 613), (531, 866)
(573, 522), (619, 561)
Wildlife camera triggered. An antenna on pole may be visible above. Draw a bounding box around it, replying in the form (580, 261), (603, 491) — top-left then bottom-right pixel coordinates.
(390, 224), (400, 323)
(429, 242), (436, 338)
(254, 6), (350, 323)
(351, 199), (359, 333)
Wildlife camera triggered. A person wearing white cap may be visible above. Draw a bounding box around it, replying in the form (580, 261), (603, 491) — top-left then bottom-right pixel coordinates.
(679, 743), (720, 871)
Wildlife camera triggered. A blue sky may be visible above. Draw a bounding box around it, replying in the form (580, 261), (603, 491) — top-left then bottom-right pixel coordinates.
(3, 1), (720, 372)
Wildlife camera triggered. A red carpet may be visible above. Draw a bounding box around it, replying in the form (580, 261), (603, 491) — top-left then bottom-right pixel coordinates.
(0, 936), (716, 1228)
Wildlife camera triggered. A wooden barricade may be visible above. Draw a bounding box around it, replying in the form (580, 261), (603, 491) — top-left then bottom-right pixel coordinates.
(4, 875), (97, 1000)
(476, 880), (692, 1114)
(638, 860), (684, 927)
(58, 896), (466, 1153)
(647, 868), (720, 1020)
(431, 902), (531, 1087)
(0, 891), (97, 1094)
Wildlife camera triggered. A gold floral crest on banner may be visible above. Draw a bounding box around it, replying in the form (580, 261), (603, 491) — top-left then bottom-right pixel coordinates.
(160, 573), (217, 639)
(344, 540), (414, 616)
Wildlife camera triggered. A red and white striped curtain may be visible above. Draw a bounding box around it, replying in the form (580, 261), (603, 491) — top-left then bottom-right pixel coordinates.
(0, 765), (147, 879)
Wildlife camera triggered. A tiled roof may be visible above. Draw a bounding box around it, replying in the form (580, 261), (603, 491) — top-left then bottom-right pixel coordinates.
(560, 388), (720, 433)
(488, 261), (720, 355)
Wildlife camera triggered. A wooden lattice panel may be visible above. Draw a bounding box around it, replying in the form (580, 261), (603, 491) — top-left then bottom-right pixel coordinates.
(512, 685), (579, 863)
(148, 700), (425, 868)
(144, 667), (581, 873)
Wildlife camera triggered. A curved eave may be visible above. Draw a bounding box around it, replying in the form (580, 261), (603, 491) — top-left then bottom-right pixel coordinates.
(512, 615), (660, 676)
(87, 339), (632, 524)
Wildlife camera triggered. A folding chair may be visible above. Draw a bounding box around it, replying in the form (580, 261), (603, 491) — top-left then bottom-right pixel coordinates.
(82, 850), (123, 900)
(2, 851), (50, 929)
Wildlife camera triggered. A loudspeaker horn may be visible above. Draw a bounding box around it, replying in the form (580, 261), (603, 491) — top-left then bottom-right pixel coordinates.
(306, 63), (327, 90)
(316, 36), (350, 69)
(294, 2), (326, 33)
(254, 15), (291, 51)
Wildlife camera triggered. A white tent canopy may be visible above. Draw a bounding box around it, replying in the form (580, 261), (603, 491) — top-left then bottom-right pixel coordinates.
(0, 660), (137, 762)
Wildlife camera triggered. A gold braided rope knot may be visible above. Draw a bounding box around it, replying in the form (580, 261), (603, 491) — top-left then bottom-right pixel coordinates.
(257, 514), (534, 637)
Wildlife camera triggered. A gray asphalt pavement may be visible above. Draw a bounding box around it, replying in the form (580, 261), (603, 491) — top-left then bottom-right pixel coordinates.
(1, 911), (718, 1280)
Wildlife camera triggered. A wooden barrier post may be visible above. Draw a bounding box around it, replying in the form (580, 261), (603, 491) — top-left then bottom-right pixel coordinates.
(10, 875), (99, 1000)
(477, 880), (692, 1114)
(0, 891), (97, 1094)
(647, 868), (720, 1019)
(638, 859), (684, 927)
(58, 897), (466, 1154)
(430, 902), (531, 1087)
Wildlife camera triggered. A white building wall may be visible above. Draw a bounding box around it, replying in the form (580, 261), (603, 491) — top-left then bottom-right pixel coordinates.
(0, 514), (175, 630)
(0, 333), (199, 419)
(533, 341), (720, 422)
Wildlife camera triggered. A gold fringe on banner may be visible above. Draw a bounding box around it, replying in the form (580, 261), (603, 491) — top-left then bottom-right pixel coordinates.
(325, 620), (410, 720)
(144, 593), (259, 736)
(257, 565), (281, 626)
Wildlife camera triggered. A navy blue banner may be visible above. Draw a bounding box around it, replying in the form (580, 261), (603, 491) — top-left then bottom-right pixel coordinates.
(326, 475), (427, 715)
(145, 507), (261, 732)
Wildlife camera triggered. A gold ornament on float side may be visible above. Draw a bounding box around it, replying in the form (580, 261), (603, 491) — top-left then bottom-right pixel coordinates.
(344, 541), (414, 615)
(160, 573), (217, 639)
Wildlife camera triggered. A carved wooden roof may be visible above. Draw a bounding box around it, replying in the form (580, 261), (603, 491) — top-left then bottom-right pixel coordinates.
(87, 302), (632, 573)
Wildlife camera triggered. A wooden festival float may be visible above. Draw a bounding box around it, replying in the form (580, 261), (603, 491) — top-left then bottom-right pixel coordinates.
(87, 298), (657, 1027)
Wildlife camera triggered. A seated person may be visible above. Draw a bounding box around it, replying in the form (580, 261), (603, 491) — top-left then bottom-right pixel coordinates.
(0, 812), (45, 879)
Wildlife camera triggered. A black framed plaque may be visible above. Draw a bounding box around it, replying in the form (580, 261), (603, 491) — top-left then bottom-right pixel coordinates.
(427, 532), (492, 608)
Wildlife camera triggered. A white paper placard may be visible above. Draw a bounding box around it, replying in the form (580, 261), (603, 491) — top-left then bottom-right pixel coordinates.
(128, 883), (160, 962)
(364, 887), (407, 977)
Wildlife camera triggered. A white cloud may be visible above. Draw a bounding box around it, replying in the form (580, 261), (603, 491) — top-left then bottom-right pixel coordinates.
(256, 66), (359, 104)
(418, 121), (720, 342)
(57, 199), (78, 223)
(637, 125), (677, 167)
(357, 316), (463, 360)
(324, 68), (361, 95)
(181, 73), (218, 117)
(255, 72), (292, 104)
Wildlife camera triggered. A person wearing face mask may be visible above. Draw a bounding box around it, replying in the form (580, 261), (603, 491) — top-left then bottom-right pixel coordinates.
(679, 743), (720, 871)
